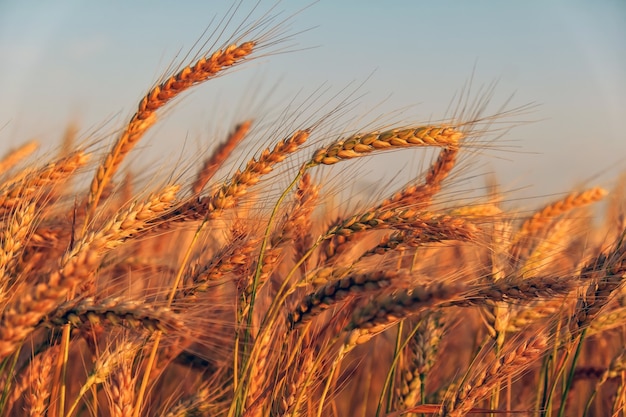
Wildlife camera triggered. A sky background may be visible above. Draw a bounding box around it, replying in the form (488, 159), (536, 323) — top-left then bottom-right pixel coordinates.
(0, 1), (625, 204)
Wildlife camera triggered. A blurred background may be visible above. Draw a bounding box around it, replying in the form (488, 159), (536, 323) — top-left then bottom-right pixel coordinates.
(0, 0), (624, 201)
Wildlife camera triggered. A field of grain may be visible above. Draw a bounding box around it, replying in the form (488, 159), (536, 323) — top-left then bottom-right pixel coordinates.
(1, 4), (625, 417)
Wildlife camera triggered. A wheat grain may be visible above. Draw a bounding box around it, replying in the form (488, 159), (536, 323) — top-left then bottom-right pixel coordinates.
(0, 186), (178, 359)
(107, 361), (136, 417)
(397, 312), (445, 410)
(1, 8), (624, 417)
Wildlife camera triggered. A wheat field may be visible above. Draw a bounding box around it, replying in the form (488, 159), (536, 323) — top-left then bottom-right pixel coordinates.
(1, 4), (625, 417)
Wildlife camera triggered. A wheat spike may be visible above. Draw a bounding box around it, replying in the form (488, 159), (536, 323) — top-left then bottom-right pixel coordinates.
(0, 151), (89, 213)
(442, 336), (548, 417)
(86, 41), (256, 219)
(192, 120), (253, 194)
(0, 186), (178, 359)
(310, 126), (462, 165)
(288, 270), (402, 329)
(0, 140), (38, 175)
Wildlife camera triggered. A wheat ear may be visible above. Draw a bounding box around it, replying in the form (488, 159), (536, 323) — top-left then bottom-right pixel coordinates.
(249, 177), (321, 296)
(310, 126), (461, 165)
(520, 187), (607, 236)
(203, 130), (310, 215)
(0, 201), (36, 295)
(346, 276), (574, 348)
(507, 298), (567, 332)
(377, 146), (459, 212)
(86, 41), (256, 220)
(192, 120), (253, 194)
(323, 209), (477, 258)
(46, 296), (184, 333)
(510, 187), (607, 260)
(0, 140), (38, 175)
(345, 281), (466, 349)
(571, 256), (626, 334)
(397, 312), (445, 409)
(107, 361), (137, 417)
(273, 349), (316, 417)
(442, 336), (547, 417)
(588, 306), (626, 336)
(173, 130), (310, 223)
(0, 186), (179, 360)
(66, 340), (141, 417)
(291, 173), (320, 263)
(177, 229), (259, 300)
(360, 224), (474, 258)
(246, 327), (274, 416)
(0, 151), (90, 213)
(288, 270), (402, 329)
(7, 346), (58, 416)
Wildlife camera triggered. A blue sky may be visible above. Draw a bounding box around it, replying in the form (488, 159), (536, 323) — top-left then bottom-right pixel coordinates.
(0, 1), (625, 200)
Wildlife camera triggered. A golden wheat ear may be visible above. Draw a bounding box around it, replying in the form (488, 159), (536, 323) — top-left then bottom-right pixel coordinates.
(510, 187), (607, 261)
(0, 151), (90, 215)
(309, 126), (462, 166)
(375, 146), (459, 213)
(0, 140), (38, 176)
(85, 5), (295, 225)
(192, 120), (253, 194)
(4, 3), (626, 416)
(0, 185), (179, 360)
(85, 42), (256, 222)
(443, 336), (548, 417)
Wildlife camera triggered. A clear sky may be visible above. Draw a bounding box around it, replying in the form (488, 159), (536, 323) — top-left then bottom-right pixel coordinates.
(0, 1), (625, 200)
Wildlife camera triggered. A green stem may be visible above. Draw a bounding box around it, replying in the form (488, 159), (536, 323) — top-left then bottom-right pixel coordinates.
(0, 348), (20, 413)
(230, 165), (312, 417)
(558, 330), (587, 417)
(541, 319), (569, 417)
(386, 321), (404, 413)
(245, 167), (305, 333)
(135, 217), (207, 417)
(538, 353), (552, 417)
(375, 320), (422, 417)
